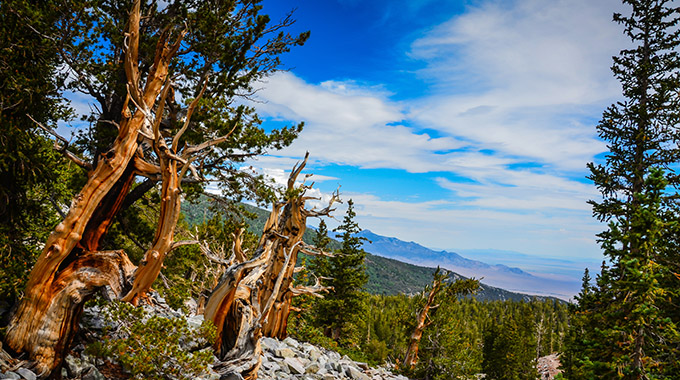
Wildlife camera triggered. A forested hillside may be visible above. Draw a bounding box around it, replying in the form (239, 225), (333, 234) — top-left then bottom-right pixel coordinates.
(182, 196), (560, 301)
(2, 0), (678, 379)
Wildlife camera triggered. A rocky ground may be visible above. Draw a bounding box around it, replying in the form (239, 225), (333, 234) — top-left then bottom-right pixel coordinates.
(0, 333), (406, 380)
(0, 293), (408, 380)
(0, 293), (561, 380)
(536, 353), (561, 380)
(258, 336), (407, 380)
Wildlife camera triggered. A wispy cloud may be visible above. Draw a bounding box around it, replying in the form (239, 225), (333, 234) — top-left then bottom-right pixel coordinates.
(247, 0), (628, 261)
(254, 72), (465, 173)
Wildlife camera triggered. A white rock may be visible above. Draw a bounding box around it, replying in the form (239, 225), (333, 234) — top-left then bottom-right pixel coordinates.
(1, 372), (21, 380)
(261, 337), (280, 351)
(284, 357), (306, 375)
(186, 314), (204, 330)
(16, 369), (36, 380)
(346, 366), (370, 380)
(276, 347), (296, 358)
(305, 362), (321, 374)
(308, 347), (322, 361)
(283, 337), (299, 348)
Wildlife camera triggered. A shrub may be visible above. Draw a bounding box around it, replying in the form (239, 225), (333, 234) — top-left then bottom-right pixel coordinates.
(87, 301), (216, 380)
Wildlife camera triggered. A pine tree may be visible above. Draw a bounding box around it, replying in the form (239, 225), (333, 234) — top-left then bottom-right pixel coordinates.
(570, 1), (680, 378)
(482, 304), (537, 380)
(317, 199), (368, 344)
(309, 219), (332, 280)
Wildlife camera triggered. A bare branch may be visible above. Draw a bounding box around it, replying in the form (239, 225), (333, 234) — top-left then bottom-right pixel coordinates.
(289, 275), (332, 298)
(287, 152), (310, 189)
(299, 242), (335, 258)
(27, 114), (93, 171)
(132, 155), (161, 177)
(173, 75), (209, 151)
(304, 186), (341, 218)
(151, 80), (174, 142)
(232, 228), (247, 264)
(169, 240), (199, 253)
(182, 122), (239, 157)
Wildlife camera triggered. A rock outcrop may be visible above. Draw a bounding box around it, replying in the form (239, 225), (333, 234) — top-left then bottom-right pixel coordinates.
(258, 336), (408, 380)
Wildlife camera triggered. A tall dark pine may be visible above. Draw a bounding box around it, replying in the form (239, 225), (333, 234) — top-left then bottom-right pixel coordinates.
(574, 1), (680, 378)
(319, 199), (368, 343)
(309, 219), (332, 279)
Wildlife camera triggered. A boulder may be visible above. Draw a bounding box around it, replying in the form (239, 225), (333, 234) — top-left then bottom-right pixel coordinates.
(305, 362), (321, 374)
(81, 366), (106, 380)
(276, 347), (296, 358)
(346, 366), (370, 380)
(15, 369), (36, 380)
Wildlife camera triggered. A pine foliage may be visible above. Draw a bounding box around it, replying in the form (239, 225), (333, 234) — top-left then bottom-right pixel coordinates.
(564, 1), (680, 378)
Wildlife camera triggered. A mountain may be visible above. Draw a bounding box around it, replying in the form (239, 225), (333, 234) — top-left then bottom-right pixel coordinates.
(364, 253), (558, 302)
(181, 197), (566, 301)
(357, 229), (580, 300)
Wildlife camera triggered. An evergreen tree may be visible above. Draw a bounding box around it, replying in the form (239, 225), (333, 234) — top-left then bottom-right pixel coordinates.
(568, 1), (680, 378)
(482, 305), (537, 380)
(309, 219), (332, 280)
(0, 1), (81, 302)
(318, 200), (368, 344)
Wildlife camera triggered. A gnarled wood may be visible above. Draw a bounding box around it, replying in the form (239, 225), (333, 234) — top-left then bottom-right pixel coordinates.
(402, 269), (479, 368)
(4, 1), (179, 373)
(7, 250), (135, 376)
(205, 155), (336, 378)
(403, 273), (443, 369)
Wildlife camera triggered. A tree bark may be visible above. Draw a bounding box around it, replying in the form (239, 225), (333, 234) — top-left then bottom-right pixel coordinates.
(4, 2), (180, 374)
(403, 275), (443, 368)
(5, 251), (135, 376)
(205, 155), (333, 379)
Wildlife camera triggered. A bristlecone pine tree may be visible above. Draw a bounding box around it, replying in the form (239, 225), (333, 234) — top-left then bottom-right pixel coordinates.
(402, 267), (478, 368)
(565, 0), (680, 378)
(1, 0), (309, 376)
(203, 155), (338, 379)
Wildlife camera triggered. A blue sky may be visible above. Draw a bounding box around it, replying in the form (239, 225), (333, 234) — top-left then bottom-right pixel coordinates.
(54, 0), (630, 271)
(247, 0), (631, 264)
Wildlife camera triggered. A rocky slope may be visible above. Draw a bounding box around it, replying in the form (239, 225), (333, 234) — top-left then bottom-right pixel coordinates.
(258, 336), (407, 380)
(0, 293), (408, 380)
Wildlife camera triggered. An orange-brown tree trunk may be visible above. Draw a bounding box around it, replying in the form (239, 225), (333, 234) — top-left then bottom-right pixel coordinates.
(123, 153), (182, 305)
(403, 274), (443, 368)
(206, 156), (334, 379)
(3, 2), (180, 374)
(258, 197), (308, 339)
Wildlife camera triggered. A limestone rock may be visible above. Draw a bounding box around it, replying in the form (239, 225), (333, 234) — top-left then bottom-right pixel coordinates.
(1, 372), (21, 380)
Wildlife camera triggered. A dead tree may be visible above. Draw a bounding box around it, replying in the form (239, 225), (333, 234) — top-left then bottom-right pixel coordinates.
(5, 4), (180, 374)
(402, 268), (479, 368)
(205, 155), (336, 379)
(3, 1), (306, 375)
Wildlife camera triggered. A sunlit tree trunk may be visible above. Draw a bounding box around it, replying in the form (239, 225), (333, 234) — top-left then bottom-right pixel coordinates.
(205, 155), (336, 379)
(403, 273), (442, 368)
(3, 2), (180, 374)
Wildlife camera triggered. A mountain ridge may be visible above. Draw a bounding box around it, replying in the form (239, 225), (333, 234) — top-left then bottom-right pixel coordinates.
(181, 198), (567, 302)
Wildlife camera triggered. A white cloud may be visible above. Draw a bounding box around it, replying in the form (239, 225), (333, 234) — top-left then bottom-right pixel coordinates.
(254, 72), (466, 173)
(246, 0), (631, 262)
(343, 191), (602, 259)
(408, 0), (627, 171)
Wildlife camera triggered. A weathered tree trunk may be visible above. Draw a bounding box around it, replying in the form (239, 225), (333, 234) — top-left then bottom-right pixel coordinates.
(258, 199), (307, 340)
(123, 147), (183, 305)
(4, 2), (181, 374)
(206, 155), (335, 379)
(403, 274), (443, 368)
